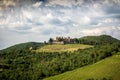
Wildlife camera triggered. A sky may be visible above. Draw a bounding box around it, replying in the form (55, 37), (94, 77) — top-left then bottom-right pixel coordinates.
(0, 0), (120, 49)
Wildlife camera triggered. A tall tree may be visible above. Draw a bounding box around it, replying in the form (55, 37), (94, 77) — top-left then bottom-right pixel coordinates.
(49, 38), (53, 44)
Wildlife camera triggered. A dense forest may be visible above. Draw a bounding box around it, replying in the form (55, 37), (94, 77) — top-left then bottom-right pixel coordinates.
(78, 35), (119, 45)
(0, 35), (120, 80)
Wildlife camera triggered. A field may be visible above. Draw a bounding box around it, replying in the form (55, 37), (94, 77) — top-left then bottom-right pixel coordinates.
(35, 44), (93, 52)
(44, 53), (120, 80)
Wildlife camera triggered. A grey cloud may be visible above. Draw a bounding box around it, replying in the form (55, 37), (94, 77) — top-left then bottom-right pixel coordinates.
(14, 26), (31, 31)
(50, 18), (74, 27)
(26, 18), (43, 26)
(41, 29), (54, 35)
(111, 14), (120, 19)
(46, 0), (120, 7)
(103, 4), (120, 14)
(0, 0), (120, 49)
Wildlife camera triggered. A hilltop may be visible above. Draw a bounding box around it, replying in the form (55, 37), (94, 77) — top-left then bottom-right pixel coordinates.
(48, 35), (119, 45)
(78, 35), (119, 45)
(1, 42), (45, 52)
(0, 35), (119, 52)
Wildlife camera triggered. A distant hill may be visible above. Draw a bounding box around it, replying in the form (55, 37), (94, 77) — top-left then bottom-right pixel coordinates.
(0, 35), (119, 51)
(1, 42), (45, 52)
(44, 53), (120, 80)
(78, 35), (119, 45)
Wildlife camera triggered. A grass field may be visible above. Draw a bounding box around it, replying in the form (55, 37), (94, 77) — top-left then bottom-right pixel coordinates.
(36, 44), (93, 52)
(44, 53), (120, 80)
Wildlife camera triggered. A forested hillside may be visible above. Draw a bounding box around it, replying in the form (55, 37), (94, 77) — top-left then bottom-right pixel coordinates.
(45, 53), (120, 80)
(2, 42), (45, 51)
(78, 35), (119, 45)
(0, 35), (120, 80)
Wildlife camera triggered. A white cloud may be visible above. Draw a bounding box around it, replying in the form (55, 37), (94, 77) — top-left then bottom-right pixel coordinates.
(80, 16), (91, 25)
(22, 10), (33, 20)
(73, 24), (78, 27)
(33, 2), (42, 8)
(118, 27), (120, 30)
(104, 18), (113, 23)
(112, 0), (120, 3)
(46, 13), (54, 19)
(47, 0), (120, 7)
(58, 16), (71, 23)
(79, 26), (120, 38)
(103, 18), (120, 23)
(47, 0), (75, 7)
(0, 0), (120, 49)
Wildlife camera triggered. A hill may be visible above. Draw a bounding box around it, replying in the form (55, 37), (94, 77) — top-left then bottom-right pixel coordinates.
(35, 35), (119, 52)
(1, 42), (45, 52)
(35, 44), (93, 52)
(78, 35), (119, 45)
(44, 53), (120, 80)
(0, 35), (120, 80)
(1, 35), (118, 52)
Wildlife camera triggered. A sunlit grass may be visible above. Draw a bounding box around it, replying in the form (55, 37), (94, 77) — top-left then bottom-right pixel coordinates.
(35, 44), (93, 52)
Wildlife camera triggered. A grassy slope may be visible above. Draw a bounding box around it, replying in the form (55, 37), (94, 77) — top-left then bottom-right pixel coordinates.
(36, 44), (93, 52)
(44, 53), (120, 80)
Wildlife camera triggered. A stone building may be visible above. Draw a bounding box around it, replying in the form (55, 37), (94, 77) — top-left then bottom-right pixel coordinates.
(53, 37), (75, 44)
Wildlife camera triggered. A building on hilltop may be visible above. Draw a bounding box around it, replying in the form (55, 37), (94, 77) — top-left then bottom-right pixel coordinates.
(52, 37), (76, 44)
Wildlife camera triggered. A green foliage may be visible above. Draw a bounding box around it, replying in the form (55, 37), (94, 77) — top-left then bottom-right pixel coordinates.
(78, 35), (119, 45)
(48, 38), (53, 44)
(2, 42), (45, 51)
(0, 35), (120, 80)
(0, 41), (120, 80)
(45, 54), (120, 80)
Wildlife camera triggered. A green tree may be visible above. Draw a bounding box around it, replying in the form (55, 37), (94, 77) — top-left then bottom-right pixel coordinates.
(74, 38), (79, 43)
(49, 38), (53, 44)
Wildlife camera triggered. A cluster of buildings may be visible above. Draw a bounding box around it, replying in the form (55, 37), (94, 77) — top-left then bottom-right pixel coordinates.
(52, 37), (76, 44)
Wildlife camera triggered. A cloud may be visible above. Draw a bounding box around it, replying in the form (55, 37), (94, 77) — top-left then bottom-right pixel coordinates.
(46, 0), (75, 7)
(79, 16), (91, 25)
(0, 0), (120, 49)
(50, 16), (73, 27)
(33, 2), (42, 8)
(0, 0), (16, 7)
(79, 26), (120, 38)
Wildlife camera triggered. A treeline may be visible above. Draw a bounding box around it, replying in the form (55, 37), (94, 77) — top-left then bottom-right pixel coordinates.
(2, 42), (45, 52)
(77, 35), (119, 45)
(0, 41), (120, 80)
